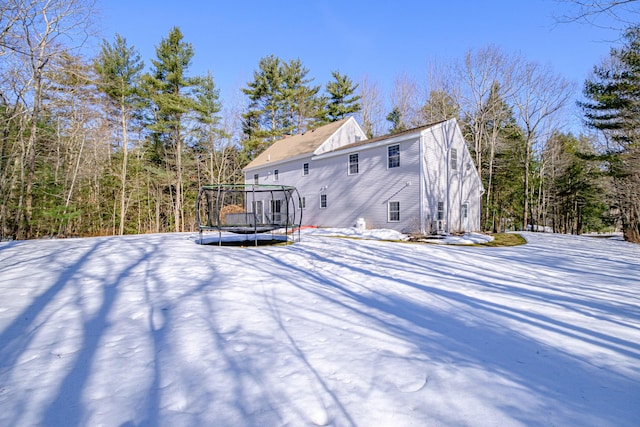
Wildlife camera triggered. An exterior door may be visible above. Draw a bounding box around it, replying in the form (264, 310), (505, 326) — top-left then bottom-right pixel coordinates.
(252, 200), (263, 224)
(271, 199), (282, 224)
(462, 203), (469, 232)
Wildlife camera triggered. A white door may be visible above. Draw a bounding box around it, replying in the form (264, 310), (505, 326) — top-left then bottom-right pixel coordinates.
(462, 203), (469, 232)
(252, 200), (263, 224)
(270, 199), (282, 224)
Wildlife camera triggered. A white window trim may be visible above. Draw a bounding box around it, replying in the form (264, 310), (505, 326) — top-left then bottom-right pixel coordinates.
(450, 148), (458, 171)
(302, 162), (309, 176)
(388, 201), (400, 222)
(320, 194), (327, 209)
(437, 201), (445, 221)
(387, 144), (400, 169)
(348, 153), (359, 175)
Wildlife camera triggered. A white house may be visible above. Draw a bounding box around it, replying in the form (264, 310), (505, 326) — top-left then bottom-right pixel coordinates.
(243, 117), (483, 234)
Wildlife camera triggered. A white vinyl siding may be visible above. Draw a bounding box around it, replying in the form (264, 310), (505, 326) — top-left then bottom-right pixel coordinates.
(243, 119), (482, 233)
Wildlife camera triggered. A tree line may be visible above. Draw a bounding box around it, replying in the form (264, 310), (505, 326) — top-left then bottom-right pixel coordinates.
(1, 0), (638, 242)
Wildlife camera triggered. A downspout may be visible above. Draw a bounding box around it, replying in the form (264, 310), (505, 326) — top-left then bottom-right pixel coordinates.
(445, 122), (451, 234)
(419, 132), (425, 234)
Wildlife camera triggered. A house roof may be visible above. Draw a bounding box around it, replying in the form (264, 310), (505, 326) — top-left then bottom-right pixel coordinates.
(244, 118), (454, 170)
(332, 119), (450, 153)
(244, 118), (351, 170)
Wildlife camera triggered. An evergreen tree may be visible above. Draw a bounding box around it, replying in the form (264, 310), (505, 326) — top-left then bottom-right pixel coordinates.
(386, 106), (406, 134)
(241, 55), (320, 161)
(418, 90), (460, 124)
(281, 58), (321, 132)
(490, 123), (527, 232)
(94, 34), (144, 235)
(192, 72), (225, 184)
(580, 25), (640, 242)
(324, 70), (361, 122)
(242, 55), (284, 144)
(142, 26), (204, 232)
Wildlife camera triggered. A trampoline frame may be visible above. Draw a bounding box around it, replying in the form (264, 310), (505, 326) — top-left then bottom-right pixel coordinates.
(196, 184), (303, 246)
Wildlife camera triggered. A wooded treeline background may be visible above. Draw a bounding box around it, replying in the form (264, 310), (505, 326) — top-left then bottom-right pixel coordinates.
(1, 0), (639, 242)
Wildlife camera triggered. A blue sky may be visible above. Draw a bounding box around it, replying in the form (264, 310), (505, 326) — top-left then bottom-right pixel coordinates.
(97, 0), (631, 123)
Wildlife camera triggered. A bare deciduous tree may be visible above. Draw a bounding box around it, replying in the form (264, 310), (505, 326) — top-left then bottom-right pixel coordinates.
(5, 0), (95, 238)
(555, 0), (640, 28)
(511, 61), (575, 230)
(357, 74), (384, 138)
(389, 71), (419, 131)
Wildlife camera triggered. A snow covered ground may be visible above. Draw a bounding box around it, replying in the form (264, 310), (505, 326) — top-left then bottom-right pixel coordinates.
(0, 230), (638, 426)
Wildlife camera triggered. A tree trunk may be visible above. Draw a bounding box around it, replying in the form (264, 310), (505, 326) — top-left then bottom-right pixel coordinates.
(119, 103), (128, 235)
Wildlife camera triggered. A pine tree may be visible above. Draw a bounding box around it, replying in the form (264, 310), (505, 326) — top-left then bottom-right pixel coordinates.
(580, 25), (640, 242)
(142, 26), (203, 232)
(324, 70), (361, 122)
(386, 106), (406, 134)
(544, 133), (606, 234)
(241, 55), (320, 162)
(192, 72), (225, 184)
(94, 34), (144, 235)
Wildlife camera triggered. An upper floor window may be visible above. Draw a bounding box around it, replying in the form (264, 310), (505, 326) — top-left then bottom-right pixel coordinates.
(450, 148), (458, 170)
(388, 144), (400, 168)
(273, 169), (279, 181)
(253, 173), (259, 185)
(302, 162), (309, 176)
(388, 201), (400, 222)
(349, 153), (359, 175)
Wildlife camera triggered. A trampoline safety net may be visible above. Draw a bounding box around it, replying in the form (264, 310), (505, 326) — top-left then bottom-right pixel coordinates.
(196, 184), (303, 245)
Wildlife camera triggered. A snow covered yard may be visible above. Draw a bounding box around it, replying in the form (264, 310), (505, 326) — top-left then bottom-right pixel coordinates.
(0, 231), (638, 427)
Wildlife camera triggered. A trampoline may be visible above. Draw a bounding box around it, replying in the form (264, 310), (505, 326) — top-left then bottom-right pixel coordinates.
(196, 184), (303, 246)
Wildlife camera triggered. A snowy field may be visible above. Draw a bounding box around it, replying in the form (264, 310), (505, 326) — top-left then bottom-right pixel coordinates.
(0, 230), (638, 427)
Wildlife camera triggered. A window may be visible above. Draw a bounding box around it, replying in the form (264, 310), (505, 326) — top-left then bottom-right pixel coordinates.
(302, 163), (309, 176)
(437, 201), (445, 221)
(273, 169), (279, 181)
(349, 153), (359, 175)
(388, 201), (400, 222)
(320, 194), (327, 209)
(253, 173), (259, 185)
(388, 144), (400, 168)
(299, 197), (306, 209)
(450, 148), (458, 170)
